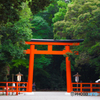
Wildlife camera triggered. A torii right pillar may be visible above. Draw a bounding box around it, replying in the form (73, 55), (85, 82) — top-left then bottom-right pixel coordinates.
(65, 45), (72, 92)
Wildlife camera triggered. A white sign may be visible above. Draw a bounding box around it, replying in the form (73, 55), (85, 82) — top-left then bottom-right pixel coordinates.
(95, 79), (100, 83)
(17, 75), (21, 82)
(75, 76), (79, 82)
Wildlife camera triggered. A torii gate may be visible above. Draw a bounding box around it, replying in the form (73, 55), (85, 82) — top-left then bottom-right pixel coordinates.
(25, 39), (84, 92)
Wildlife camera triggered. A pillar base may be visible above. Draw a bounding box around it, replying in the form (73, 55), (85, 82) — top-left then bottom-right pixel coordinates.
(65, 92), (71, 96)
(24, 92), (34, 95)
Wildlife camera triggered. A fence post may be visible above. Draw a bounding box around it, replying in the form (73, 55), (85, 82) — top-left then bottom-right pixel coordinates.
(16, 82), (18, 95)
(90, 83), (92, 92)
(80, 83), (82, 92)
(26, 82), (28, 92)
(6, 82), (8, 95)
(71, 83), (73, 92)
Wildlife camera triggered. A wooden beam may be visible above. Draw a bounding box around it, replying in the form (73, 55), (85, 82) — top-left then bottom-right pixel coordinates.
(25, 49), (79, 55)
(25, 41), (80, 46)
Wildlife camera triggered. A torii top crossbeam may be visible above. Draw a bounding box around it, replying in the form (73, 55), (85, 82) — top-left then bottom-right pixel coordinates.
(25, 39), (84, 55)
(26, 39), (84, 45)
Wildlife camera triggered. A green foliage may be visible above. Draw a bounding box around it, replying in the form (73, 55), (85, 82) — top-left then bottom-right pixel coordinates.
(53, 1), (74, 39)
(31, 16), (53, 39)
(0, 3), (32, 80)
(36, 1), (59, 26)
(50, 74), (65, 90)
(34, 55), (52, 69)
(0, 18), (32, 63)
(53, 21), (66, 39)
(52, 0), (68, 23)
(0, 64), (9, 81)
(28, 0), (53, 14)
(11, 59), (29, 68)
(0, 0), (53, 23)
(60, 61), (66, 71)
(53, 0), (100, 77)
(19, 2), (33, 19)
(0, 0), (24, 23)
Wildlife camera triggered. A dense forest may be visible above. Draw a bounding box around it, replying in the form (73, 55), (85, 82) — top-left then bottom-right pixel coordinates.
(0, 0), (100, 91)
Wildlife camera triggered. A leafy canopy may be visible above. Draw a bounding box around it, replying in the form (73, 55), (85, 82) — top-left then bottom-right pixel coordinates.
(53, 0), (100, 75)
(0, 0), (53, 23)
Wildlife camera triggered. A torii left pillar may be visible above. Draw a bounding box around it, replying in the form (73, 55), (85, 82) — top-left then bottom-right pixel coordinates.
(27, 45), (35, 92)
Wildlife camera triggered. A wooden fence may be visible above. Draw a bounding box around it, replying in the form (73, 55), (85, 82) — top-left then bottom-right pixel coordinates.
(0, 82), (28, 95)
(72, 83), (100, 93)
(0, 82), (100, 95)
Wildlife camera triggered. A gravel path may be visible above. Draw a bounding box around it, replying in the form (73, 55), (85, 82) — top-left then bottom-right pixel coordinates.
(0, 91), (99, 100)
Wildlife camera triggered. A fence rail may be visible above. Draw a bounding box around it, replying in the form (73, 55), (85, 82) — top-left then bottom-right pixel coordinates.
(72, 83), (100, 93)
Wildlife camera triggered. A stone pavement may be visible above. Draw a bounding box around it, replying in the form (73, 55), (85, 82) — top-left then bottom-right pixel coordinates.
(0, 92), (100, 100)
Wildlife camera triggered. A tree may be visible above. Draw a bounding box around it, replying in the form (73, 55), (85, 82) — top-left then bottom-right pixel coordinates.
(53, 1), (73, 39)
(0, 0), (53, 81)
(28, 0), (53, 14)
(52, 0), (68, 23)
(0, 0), (53, 23)
(53, 0), (100, 81)
(31, 16), (53, 39)
(0, 3), (32, 81)
(36, 0), (59, 26)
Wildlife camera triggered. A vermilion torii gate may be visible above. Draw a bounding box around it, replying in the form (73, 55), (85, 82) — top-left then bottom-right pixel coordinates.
(25, 39), (84, 92)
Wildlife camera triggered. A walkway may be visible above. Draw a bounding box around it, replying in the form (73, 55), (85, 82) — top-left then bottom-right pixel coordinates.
(0, 92), (99, 100)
